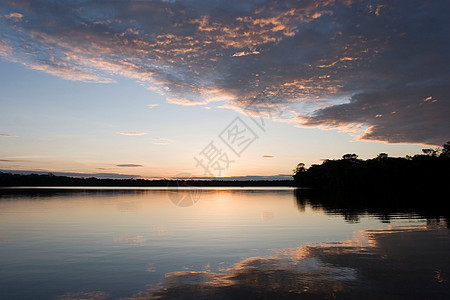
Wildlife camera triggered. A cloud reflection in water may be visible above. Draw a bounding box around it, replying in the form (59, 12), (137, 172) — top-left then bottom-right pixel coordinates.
(125, 224), (450, 299)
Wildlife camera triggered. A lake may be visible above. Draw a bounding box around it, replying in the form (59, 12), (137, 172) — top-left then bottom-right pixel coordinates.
(0, 187), (449, 299)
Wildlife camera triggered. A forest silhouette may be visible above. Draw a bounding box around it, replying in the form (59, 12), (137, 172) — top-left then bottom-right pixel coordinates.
(0, 173), (292, 187)
(293, 141), (450, 224)
(293, 141), (450, 192)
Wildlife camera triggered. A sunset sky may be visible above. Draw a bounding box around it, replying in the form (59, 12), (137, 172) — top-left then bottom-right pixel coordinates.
(0, 0), (449, 179)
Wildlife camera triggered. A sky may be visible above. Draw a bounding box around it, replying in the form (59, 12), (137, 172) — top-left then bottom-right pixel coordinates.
(0, 0), (449, 179)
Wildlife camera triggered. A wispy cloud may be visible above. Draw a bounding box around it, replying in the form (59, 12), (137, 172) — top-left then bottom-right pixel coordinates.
(152, 137), (173, 145)
(3, 12), (23, 20)
(0, 133), (17, 138)
(116, 132), (148, 136)
(0, 0), (448, 145)
(232, 50), (260, 57)
(147, 104), (159, 109)
(116, 164), (143, 167)
(262, 155), (275, 158)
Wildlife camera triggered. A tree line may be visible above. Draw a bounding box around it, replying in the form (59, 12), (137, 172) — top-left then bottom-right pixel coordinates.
(293, 141), (450, 193)
(0, 173), (293, 187)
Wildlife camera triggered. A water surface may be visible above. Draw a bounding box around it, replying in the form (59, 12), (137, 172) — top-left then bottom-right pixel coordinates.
(0, 188), (448, 299)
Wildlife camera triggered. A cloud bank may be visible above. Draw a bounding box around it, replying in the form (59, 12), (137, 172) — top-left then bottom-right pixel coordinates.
(0, 0), (448, 145)
(0, 169), (140, 179)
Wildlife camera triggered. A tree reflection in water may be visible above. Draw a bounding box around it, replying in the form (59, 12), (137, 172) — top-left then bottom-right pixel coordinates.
(295, 188), (449, 226)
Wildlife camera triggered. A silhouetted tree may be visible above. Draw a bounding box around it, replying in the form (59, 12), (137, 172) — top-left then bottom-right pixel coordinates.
(422, 148), (439, 157)
(342, 153), (359, 161)
(440, 141), (450, 158)
(377, 153), (388, 160)
(293, 162), (306, 174)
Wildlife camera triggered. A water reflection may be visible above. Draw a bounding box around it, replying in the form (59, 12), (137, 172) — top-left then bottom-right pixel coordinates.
(2, 187), (447, 225)
(295, 189), (450, 226)
(1, 188), (449, 299)
(137, 224), (450, 300)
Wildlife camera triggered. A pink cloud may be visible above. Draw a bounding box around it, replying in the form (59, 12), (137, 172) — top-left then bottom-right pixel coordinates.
(116, 132), (148, 136)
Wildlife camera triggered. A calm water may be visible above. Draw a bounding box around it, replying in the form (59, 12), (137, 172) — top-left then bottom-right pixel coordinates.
(0, 188), (449, 299)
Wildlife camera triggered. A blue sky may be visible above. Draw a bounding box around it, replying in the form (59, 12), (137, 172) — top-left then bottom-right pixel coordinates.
(0, 0), (448, 179)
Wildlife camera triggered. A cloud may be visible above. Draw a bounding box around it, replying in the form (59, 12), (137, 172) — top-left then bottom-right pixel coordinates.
(0, 0), (448, 145)
(116, 131), (148, 136)
(232, 50), (260, 57)
(3, 12), (22, 21)
(0, 133), (17, 138)
(116, 164), (143, 167)
(262, 155), (275, 158)
(301, 86), (450, 145)
(147, 103), (159, 109)
(152, 137), (173, 145)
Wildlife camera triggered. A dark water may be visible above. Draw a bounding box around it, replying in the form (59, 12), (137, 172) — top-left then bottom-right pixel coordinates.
(0, 187), (448, 299)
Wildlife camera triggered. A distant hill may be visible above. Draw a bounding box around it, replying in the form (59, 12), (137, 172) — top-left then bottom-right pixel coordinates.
(0, 172), (294, 187)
